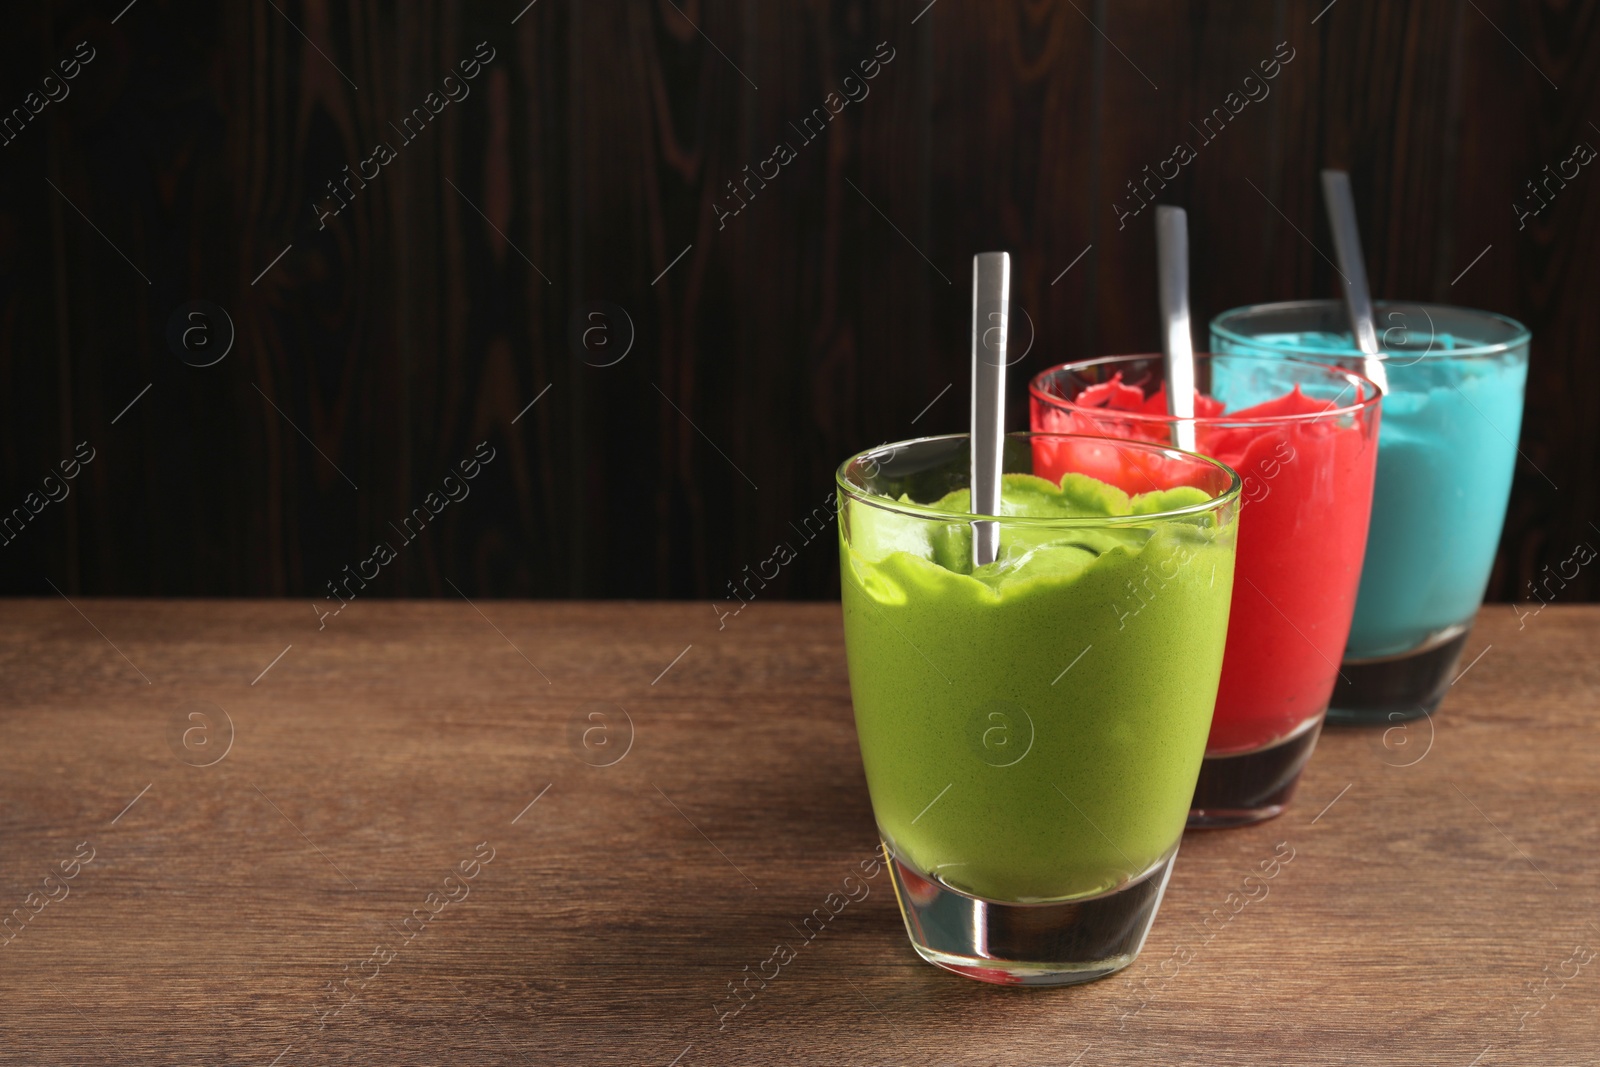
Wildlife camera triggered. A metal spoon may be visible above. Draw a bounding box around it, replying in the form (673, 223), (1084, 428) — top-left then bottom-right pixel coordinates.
(970, 251), (1010, 567)
(1155, 206), (1198, 452)
(1320, 169), (1389, 395)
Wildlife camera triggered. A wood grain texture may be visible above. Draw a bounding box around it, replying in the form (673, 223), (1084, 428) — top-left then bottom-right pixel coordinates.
(0, 599), (1595, 1064)
(0, 0), (1596, 603)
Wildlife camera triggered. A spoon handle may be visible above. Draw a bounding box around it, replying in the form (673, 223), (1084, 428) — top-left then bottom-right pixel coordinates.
(1321, 169), (1389, 394)
(1156, 206), (1198, 452)
(970, 251), (1010, 567)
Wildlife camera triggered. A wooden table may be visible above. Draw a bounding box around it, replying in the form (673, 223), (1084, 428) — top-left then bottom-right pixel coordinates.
(2, 600), (1596, 1064)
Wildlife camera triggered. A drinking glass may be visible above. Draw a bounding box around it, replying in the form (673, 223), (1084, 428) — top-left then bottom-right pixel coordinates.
(1211, 301), (1530, 723)
(1032, 354), (1381, 825)
(837, 432), (1239, 985)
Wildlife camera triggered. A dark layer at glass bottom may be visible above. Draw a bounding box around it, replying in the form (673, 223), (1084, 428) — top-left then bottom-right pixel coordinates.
(885, 843), (1176, 986)
(1187, 715), (1322, 828)
(1327, 624), (1469, 725)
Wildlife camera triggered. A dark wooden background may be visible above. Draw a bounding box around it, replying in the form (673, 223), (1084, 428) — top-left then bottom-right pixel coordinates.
(2, 0), (1596, 602)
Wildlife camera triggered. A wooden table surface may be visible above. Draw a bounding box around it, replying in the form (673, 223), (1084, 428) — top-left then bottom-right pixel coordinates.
(2, 599), (1596, 1065)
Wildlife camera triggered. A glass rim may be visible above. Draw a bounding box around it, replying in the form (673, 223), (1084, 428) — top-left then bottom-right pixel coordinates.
(834, 430), (1243, 527)
(1209, 298), (1532, 359)
(1029, 351), (1383, 428)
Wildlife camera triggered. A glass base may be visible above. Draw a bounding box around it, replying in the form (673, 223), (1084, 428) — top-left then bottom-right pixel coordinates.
(884, 843), (1176, 986)
(1187, 715), (1322, 828)
(1327, 624), (1470, 725)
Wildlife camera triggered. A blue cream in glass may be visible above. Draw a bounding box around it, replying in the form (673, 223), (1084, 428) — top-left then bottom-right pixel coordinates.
(1211, 300), (1531, 720)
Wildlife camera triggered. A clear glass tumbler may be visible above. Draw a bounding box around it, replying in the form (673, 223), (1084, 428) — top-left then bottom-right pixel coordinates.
(1031, 354), (1382, 826)
(1211, 301), (1530, 723)
(837, 432), (1239, 985)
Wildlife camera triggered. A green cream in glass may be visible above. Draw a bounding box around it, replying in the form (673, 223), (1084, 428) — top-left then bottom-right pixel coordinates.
(837, 432), (1240, 985)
